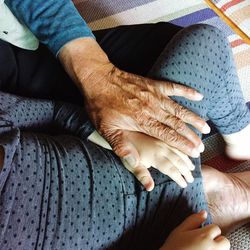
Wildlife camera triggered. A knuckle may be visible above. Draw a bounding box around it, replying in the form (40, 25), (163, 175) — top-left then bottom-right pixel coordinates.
(167, 82), (175, 93)
(173, 119), (186, 133)
(168, 166), (179, 176)
(174, 105), (188, 119)
(187, 87), (196, 95)
(165, 129), (180, 144)
(174, 157), (184, 167)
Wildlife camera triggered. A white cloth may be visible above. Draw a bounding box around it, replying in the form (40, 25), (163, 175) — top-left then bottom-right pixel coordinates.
(88, 130), (131, 169)
(0, 0), (38, 50)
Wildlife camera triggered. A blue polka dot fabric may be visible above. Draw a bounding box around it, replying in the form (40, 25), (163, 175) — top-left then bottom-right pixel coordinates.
(0, 24), (249, 250)
(149, 24), (250, 135)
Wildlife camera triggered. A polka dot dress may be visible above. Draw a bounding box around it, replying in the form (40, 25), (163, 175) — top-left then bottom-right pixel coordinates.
(0, 24), (249, 250)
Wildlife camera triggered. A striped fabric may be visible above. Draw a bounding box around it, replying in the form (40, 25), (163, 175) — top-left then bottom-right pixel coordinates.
(206, 0), (250, 43)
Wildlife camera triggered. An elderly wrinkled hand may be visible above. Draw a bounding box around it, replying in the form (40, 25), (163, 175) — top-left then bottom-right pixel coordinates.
(59, 38), (210, 168)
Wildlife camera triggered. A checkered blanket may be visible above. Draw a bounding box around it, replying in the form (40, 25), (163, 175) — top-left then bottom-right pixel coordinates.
(207, 0), (250, 43)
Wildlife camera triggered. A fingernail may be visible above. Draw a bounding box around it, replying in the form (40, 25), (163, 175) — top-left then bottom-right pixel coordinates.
(190, 163), (195, 171)
(123, 155), (136, 167)
(181, 181), (187, 188)
(202, 123), (211, 134)
(191, 149), (200, 158)
(200, 210), (207, 218)
(188, 174), (194, 183)
(194, 92), (204, 101)
(198, 143), (205, 153)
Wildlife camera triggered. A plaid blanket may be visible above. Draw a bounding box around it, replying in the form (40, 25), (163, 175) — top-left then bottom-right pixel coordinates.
(207, 0), (250, 43)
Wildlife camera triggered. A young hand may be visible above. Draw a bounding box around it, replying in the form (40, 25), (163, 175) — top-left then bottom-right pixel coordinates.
(122, 131), (196, 191)
(88, 130), (195, 191)
(160, 211), (230, 250)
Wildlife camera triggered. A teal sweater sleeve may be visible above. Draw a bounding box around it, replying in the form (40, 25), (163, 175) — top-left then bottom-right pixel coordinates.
(5, 0), (95, 56)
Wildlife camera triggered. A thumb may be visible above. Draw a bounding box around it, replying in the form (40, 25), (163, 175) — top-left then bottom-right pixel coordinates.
(107, 130), (155, 191)
(107, 130), (141, 167)
(177, 210), (208, 231)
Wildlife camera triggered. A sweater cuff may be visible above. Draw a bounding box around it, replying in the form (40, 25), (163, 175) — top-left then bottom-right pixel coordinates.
(54, 27), (96, 57)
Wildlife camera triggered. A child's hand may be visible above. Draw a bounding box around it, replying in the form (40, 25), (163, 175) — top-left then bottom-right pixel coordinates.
(121, 131), (195, 191)
(88, 130), (195, 191)
(160, 211), (230, 250)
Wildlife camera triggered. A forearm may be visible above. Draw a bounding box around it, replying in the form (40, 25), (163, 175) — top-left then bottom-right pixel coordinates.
(58, 37), (113, 94)
(5, 0), (95, 55)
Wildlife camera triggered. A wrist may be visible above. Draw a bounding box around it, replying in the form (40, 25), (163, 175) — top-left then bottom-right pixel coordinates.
(58, 37), (113, 94)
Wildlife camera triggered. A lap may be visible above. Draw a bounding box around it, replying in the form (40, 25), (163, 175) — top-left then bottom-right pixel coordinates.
(0, 23), (212, 249)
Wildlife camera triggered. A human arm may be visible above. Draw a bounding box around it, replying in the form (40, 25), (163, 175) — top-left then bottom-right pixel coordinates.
(5, 0), (95, 55)
(6, 0), (210, 166)
(160, 211), (230, 250)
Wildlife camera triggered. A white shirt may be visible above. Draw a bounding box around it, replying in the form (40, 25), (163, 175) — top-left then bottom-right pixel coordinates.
(0, 0), (38, 50)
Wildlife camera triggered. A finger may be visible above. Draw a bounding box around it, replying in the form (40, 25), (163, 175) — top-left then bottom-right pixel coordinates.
(106, 130), (155, 191)
(122, 72), (204, 102)
(155, 160), (187, 188)
(156, 81), (204, 101)
(104, 129), (140, 167)
(166, 154), (194, 184)
(163, 148), (194, 183)
(167, 146), (195, 171)
(177, 210), (208, 231)
(202, 224), (222, 239)
(161, 98), (210, 135)
(214, 236), (231, 250)
(154, 109), (204, 150)
(123, 162), (155, 192)
(140, 118), (200, 158)
(117, 72), (210, 135)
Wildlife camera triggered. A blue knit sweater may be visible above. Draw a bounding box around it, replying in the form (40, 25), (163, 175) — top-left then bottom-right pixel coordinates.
(5, 0), (95, 55)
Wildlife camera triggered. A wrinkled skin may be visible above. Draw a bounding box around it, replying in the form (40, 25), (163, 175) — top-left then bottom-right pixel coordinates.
(202, 165), (250, 235)
(59, 38), (210, 175)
